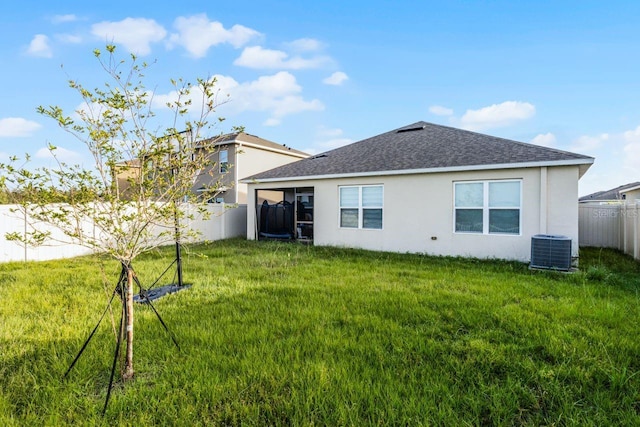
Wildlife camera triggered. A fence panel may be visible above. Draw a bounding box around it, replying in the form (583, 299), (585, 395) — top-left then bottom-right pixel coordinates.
(579, 202), (639, 261)
(0, 203), (247, 263)
(578, 204), (621, 248)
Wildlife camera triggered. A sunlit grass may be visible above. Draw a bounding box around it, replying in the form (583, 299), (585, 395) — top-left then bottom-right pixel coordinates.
(1, 240), (639, 425)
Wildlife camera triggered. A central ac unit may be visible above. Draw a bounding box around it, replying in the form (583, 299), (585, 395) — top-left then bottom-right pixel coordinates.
(530, 234), (572, 271)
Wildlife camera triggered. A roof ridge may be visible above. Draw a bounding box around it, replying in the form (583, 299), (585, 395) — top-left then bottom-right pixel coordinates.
(409, 121), (593, 160)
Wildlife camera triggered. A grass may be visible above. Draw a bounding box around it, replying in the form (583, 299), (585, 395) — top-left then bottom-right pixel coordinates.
(1, 239), (640, 426)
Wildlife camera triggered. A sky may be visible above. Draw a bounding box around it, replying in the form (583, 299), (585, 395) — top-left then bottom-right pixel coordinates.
(1, 1), (639, 196)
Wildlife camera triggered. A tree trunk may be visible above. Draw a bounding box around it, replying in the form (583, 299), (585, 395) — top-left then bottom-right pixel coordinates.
(122, 266), (135, 380)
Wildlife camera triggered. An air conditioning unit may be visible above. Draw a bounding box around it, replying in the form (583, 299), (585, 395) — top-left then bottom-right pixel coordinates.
(530, 234), (572, 271)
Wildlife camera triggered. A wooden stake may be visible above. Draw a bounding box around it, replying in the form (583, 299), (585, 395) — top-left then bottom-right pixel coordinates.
(122, 266), (135, 380)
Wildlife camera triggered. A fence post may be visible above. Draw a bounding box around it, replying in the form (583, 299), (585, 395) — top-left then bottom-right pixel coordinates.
(221, 204), (226, 239)
(635, 202), (639, 260)
(23, 208), (27, 262)
(622, 204), (627, 254)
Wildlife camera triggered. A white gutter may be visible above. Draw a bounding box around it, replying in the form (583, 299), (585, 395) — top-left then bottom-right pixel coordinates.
(198, 139), (308, 159)
(620, 185), (640, 194)
(241, 158), (595, 184)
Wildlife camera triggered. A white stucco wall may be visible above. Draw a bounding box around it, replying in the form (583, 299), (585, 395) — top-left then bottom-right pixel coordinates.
(247, 165), (582, 262)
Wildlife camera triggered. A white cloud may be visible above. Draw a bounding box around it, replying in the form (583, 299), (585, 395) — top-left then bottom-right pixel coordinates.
(319, 138), (353, 150)
(234, 46), (330, 69)
(429, 105), (453, 116)
(153, 71), (323, 126)
(91, 18), (167, 56)
(302, 136), (353, 155)
(55, 34), (83, 44)
(26, 34), (53, 58)
(285, 38), (324, 52)
(263, 118), (281, 127)
(318, 127), (344, 138)
(459, 101), (535, 131)
(35, 146), (81, 162)
(0, 118), (41, 137)
(51, 14), (78, 24)
(531, 132), (556, 148)
(323, 71), (348, 86)
(570, 133), (609, 153)
(168, 14), (261, 58)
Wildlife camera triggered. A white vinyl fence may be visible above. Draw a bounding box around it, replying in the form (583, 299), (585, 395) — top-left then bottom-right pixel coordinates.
(579, 201), (640, 260)
(0, 204), (247, 263)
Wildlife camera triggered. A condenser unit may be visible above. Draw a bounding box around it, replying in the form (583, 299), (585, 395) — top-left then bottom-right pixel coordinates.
(530, 234), (572, 271)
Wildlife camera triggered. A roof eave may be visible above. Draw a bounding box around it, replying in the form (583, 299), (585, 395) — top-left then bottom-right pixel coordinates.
(235, 139), (309, 159)
(197, 137), (308, 159)
(241, 158), (595, 184)
(620, 184), (640, 194)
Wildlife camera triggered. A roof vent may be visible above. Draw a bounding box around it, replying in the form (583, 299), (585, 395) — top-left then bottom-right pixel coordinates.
(397, 125), (426, 133)
(310, 154), (327, 160)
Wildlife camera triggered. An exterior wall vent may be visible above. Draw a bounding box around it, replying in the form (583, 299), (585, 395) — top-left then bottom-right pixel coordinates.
(530, 234), (572, 271)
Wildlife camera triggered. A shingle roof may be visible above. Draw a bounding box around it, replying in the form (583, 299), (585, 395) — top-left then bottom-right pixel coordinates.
(244, 121), (594, 182)
(579, 181), (640, 202)
(201, 132), (308, 157)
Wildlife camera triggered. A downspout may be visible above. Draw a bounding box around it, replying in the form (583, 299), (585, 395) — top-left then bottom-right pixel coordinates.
(234, 143), (240, 204)
(539, 166), (548, 234)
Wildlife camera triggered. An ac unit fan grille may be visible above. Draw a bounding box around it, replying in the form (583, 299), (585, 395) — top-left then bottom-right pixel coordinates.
(530, 235), (572, 271)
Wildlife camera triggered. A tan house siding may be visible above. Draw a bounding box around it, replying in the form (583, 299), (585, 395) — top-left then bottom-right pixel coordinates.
(234, 144), (307, 204)
(190, 134), (308, 204)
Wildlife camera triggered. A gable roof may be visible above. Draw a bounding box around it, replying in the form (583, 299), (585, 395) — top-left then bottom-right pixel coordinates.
(579, 181), (640, 202)
(243, 121), (594, 183)
(200, 132), (308, 158)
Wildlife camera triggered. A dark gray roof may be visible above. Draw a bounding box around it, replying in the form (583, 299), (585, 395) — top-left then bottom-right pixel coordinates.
(579, 181), (640, 202)
(244, 121), (594, 181)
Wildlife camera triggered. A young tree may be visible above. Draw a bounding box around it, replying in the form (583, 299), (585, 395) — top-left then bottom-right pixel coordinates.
(0, 45), (233, 381)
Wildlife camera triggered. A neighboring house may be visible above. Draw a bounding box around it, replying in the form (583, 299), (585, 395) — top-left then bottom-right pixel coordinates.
(619, 184), (640, 202)
(242, 121), (594, 262)
(116, 132), (308, 204)
(193, 132), (309, 204)
(579, 181), (640, 203)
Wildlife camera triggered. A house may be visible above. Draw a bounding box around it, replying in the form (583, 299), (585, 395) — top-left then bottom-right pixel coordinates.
(116, 131), (309, 204)
(579, 181), (640, 203)
(191, 132), (309, 204)
(621, 184), (640, 202)
(242, 121), (594, 262)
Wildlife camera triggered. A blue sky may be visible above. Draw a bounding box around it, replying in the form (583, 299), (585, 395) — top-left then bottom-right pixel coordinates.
(1, 1), (639, 196)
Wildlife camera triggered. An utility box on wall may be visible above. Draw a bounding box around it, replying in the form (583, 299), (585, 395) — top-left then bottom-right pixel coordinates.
(530, 234), (572, 271)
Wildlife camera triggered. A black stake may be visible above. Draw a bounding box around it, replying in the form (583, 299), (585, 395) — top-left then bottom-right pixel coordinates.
(63, 267), (126, 378)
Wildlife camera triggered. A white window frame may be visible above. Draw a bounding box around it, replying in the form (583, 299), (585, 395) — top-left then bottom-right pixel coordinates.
(339, 185), (384, 230)
(453, 179), (522, 235)
(219, 149), (229, 173)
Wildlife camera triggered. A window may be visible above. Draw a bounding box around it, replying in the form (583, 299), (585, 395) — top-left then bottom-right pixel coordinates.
(219, 149), (228, 173)
(339, 185), (383, 229)
(454, 180), (521, 235)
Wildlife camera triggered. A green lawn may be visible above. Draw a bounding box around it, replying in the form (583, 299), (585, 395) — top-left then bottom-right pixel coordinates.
(1, 239), (639, 426)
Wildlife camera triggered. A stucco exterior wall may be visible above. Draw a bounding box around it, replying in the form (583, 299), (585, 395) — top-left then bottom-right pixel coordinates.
(232, 145), (306, 204)
(623, 188), (640, 201)
(545, 166), (580, 256)
(247, 165), (582, 262)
